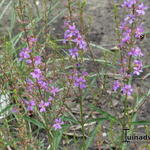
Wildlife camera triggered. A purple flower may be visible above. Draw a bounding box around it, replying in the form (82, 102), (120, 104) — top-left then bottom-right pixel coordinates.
(37, 79), (48, 91)
(135, 26), (144, 39)
(12, 107), (18, 113)
(25, 100), (36, 111)
(121, 29), (131, 44)
(120, 22), (127, 31)
(64, 23), (79, 42)
(25, 59), (32, 64)
(122, 0), (137, 8)
(50, 86), (59, 96)
(48, 97), (54, 103)
(69, 70), (88, 89)
(28, 37), (37, 43)
(69, 47), (79, 58)
(122, 84), (133, 96)
(30, 68), (42, 79)
(124, 14), (135, 24)
(133, 60), (143, 75)
(73, 34), (87, 50)
(74, 76), (86, 89)
(63, 21), (87, 51)
(128, 47), (143, 57)
(113, 80), (121, 91)
(38, 100), (50, 112)
(34, 56), (42, 65)
(53, 118), (64, 130)
(19, 48), (32, 61)
(136, 3), (148, 15)
(19, 51), (30, 61)
(26, 79), (34, 91)
(122, 33), (131, 43)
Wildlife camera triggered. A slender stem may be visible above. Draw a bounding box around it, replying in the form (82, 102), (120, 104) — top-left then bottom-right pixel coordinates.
(79, 88), (86, 144)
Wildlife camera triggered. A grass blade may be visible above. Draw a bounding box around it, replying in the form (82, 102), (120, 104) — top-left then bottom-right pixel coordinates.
(84, 122), (102, 150)
(131, 121), (150, 125)
(23, 115), (45, 128)
(89, 104), (118, 122)
(0, 1), (12, 21)
(0, 0), (5, 9)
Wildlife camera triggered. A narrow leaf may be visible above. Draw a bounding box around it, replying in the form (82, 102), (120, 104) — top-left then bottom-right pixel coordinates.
(23, 116), (44, 128)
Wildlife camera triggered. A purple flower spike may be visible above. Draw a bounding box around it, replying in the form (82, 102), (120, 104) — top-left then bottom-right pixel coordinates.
(133, 60), (143, 75)
(122, 0), (137, 8)
(69, 47), (79, 58)
(73, 34), (87, 50)
(50, 86), (59, 96)
(34, 56), (42, 65)
(30, 68), (42, 79)
(37, 79), (48, 91)
(121, 29), (131, 44)
(48, 97), (54, 102)
(25, 100), (36, 111)
(124, 14), (135, 24)
(64, 23), (79, 42)
(38, 100), (50, 112)
(128, 47), (143, 57)
(136, 3), (148, 16)
(74, 76), (86, 89)
(135, 26), (144, 39)
(122, 84), (133, 96)
(28, 37), (37, 43)
(113, 80), (121, 91)
(53, 118), (64, 130)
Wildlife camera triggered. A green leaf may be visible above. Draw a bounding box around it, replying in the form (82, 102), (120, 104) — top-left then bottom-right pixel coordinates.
(135, 89), (150, 110)
(85, 118), (108, 123)
(23, 115), (44, 128)
(52, 131), (63, 150)
(84, 122), (102, 150)
(89, 43), (113, 53)
(143, 64), (150, 69)
(131, 121), (150, 125)
(63, 116), (79, 124)
(89, 104), (118, 122)
(10, 5), (16, 33)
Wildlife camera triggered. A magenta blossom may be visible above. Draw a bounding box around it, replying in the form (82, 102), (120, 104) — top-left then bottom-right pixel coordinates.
(26, 79), (35, 91)
(69, 47), (79, 58)
(136, 3), (148, 15)
(69, 70), (88, 89)
(19, 48), (32, 61)
(135, 26), (144, 39)
(28, 37), (37, 43)
(128, 47), (143, 57)
(50, 86), (59, 96)
(48, 97), (54, 103)
(124, 14), (135, 24)
(34, 56), (42, 65)
(30, 68), (42, 79)
(122, 0), (138, 8)
(38, 100), (50, 112)
(121, 29), (132, 44)
(64, 23), (79, 43)
(37, 79), (48, 91)
(53, 118), (64, 130)
(25, 100), (36, 111)
(133, 60), (143, 75)
(73, 34), (87, 50)
(122, 84), (133, 96)
(113, 80), (121, 91)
